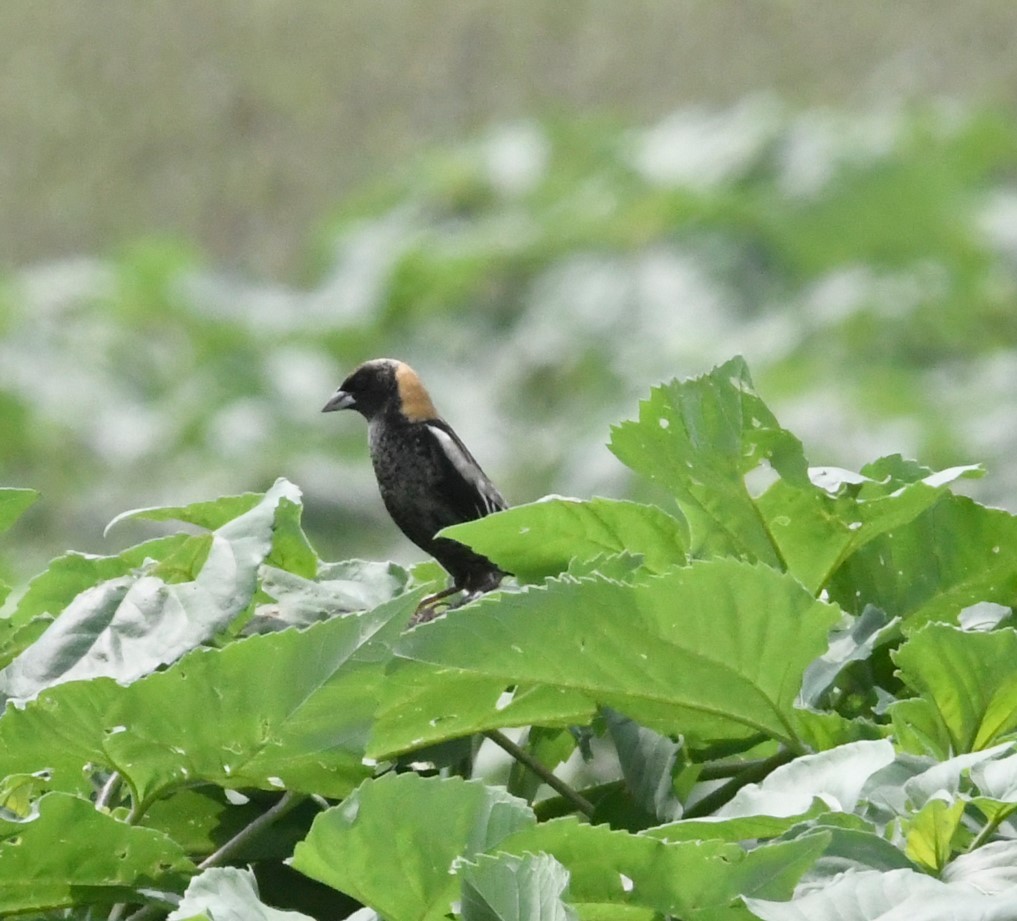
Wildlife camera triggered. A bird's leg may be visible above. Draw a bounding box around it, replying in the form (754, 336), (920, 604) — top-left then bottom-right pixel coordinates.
(410, 584), (462, 625)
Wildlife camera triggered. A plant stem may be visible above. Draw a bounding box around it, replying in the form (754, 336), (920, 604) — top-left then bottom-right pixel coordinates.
(118, 791), (306, 921)
(483, 729), (595, 818)
(198, 790), (304, 869)
(968, 803), (1017, 853)
(683, 748), (794, 819)
(698, 757), (772, 781)
(95, 772), (122, 811)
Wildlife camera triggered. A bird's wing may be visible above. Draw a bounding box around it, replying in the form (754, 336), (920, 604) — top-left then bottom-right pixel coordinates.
(424, 419), (507, 522)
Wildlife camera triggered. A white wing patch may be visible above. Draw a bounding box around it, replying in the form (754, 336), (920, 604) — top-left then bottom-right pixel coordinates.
(427, 422), (504, 516)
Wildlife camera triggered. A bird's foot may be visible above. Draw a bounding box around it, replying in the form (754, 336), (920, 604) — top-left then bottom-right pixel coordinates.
(409, 585), (462, 626)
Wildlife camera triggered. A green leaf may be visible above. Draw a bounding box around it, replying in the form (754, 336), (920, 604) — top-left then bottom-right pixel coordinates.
(104, 491), (263, 534)
(0, 791), (194, 914)
(292, 774), (825, 921)
(609, 356), (808, 564)
(9, 535), (190, 625)
(371, 668), (595, 760)
(606, 710), (683, 823)
(644, 807), (831, 845)
(0, 592), (418, 805)
(496, 817), (828, 918)
(0, 487), (38, 535)
(827, 494), (1017, 628)
(0, 615), (52, 671)
(252, 559), (409, 632)
(796, 818), (916, 878)
(0, 677), (122, 795)
(291, 774), (537, 921)
(143, 788), (319, 861)
(442, 498), (688, 583)
(104, 592), (418, 805)
(507, 727), (577, 802)
(0, 479), (305, 700)
(264, 496), (319, 579)
(891, 625), (1017, 755)
(756, 459), (980, 593)
(167, 867), (316, 921)
(383, 560), (841, 752)
(904, 797), (966, 874)
(459, 853), (578, 921)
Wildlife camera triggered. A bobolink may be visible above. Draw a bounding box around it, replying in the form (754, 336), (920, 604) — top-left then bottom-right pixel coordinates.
(323, 358), (507, 619)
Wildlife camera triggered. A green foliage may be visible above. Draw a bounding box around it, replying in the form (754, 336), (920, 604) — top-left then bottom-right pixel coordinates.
(2, 357), (1017, 918)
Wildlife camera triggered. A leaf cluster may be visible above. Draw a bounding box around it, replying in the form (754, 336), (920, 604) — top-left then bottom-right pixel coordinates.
(2, 356), (1017, 919)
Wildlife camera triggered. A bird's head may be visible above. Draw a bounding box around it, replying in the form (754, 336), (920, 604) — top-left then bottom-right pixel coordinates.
(322, 358), (439, 422)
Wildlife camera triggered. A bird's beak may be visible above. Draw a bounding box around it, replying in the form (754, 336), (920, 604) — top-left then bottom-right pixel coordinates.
(322, 389), (356, 413)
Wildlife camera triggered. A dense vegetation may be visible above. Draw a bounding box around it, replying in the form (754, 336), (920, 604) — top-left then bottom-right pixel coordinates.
(2, 356), (1017, 919)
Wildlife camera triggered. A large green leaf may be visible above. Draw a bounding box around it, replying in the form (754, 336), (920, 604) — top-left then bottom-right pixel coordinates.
(827, 494), (1017, 628)
(8, 534), (190, 625)
(104, 592), (417, 805)
(0, 479), (304, 700)
(370, 659), (595, 759)
(104, 490), (263, 533)
(495, 816), (828, 919)
(757, 458), (981, 593)
(291, 774), (537, 921)
(0, 791), (194, 915)
(379, 560), (841, 754)
(0, 677), (122, 795)
(609, 357), (808, 564)
(0, 592), (418, 805)
(442, 498), (688, 583)
(459, 853), (579, 921)
(890, 625), (1017, 755)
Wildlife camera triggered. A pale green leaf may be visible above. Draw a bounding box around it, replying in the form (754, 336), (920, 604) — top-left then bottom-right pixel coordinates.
(942, 840), (1017, 894)
(717, 740), (896, 819)
(744, 868), (1005, 921)
(168, 867), (316, 921)
(459, 852), (578, 921)
(0, 479), (305, 700)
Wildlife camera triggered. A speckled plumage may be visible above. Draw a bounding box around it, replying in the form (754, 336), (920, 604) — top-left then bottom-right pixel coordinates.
(323, 359), (507, 601)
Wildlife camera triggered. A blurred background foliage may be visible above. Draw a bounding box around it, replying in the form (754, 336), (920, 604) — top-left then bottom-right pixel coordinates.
(2, 2), (1017, 581)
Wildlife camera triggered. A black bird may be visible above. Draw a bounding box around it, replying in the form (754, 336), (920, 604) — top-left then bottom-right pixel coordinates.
(323, 358), (507, 619)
